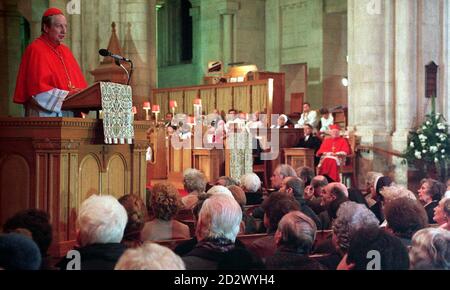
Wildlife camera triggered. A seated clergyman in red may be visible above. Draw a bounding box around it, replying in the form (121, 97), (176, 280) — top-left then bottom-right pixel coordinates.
(13, 7), (87, 117)
(316, 124), (351, 182)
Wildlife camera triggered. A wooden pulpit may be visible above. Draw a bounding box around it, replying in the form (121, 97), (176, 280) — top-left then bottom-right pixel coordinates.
(0, 83), (150, 257)
(284, 148), (315, 172)
(193, 148), (225, 183)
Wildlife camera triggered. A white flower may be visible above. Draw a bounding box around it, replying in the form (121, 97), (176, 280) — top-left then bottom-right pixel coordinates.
(410, 142), (415, 148)
(436, 133), (441, 136)
(415, 151), (422, 159)
(442, 149), (446, 153)
(430, 146), (438, 153)
(422, 126), (427, 130)
(435, 158), (439, 163)
(442, 155), (446, 159)
(422, 150), (427, 154)
(426, 121), (431, 126)
(437, 123), (446, 130)
(419, 134), (428, 140)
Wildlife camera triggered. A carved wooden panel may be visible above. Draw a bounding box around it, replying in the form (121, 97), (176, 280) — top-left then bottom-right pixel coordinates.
(106, 154), (128, 198)
(79, 154), (101, 202)
(0, 154), (30, 225)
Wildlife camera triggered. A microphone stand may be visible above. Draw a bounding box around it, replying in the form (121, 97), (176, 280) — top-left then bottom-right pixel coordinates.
(114, 59), (133, 86)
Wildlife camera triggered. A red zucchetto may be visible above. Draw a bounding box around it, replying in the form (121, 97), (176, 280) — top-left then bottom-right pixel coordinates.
(43, 7), (64, 17)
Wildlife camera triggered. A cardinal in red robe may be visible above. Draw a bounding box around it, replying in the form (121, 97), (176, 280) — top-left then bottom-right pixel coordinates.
(316, 124), (351, 182)
(13, 8), (87, 116)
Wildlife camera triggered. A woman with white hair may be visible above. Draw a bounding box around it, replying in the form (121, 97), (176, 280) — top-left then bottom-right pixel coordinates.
(433, 198), (450, 230)
(409, 227), (450, 270)
(240, 173), (263, 205)
(182, 194), (246, 270)
(182, 168), (207, 210)
(115, 242), (185, 270)
(58, 195), (128, 270)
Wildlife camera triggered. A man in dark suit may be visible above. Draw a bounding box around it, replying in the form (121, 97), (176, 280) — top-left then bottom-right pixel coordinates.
(297, 124), (322, 165)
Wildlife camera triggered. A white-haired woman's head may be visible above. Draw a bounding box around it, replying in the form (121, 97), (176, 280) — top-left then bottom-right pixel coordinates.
(409, 227), (450, 270)
(115, 242), (185, 270)
(206, 185), (233, 197)
(240, 173), (261, 193)
(195, 194), (242, 242)
(77, 195), (128, 247)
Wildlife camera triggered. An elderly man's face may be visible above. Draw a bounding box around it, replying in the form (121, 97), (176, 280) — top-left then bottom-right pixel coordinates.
(44, 14), (67, 44)
(320, 185), (336, 207)
(330, 129), (340, 138)
(270, 168), (283, 190)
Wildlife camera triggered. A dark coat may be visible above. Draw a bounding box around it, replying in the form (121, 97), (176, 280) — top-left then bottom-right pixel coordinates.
(265, 247), (327, 270)
(296, 134), (322, 165)
(57, 243), (126, 270)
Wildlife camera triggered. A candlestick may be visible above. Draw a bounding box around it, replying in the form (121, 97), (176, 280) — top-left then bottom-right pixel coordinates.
(143, 102), (151, 121)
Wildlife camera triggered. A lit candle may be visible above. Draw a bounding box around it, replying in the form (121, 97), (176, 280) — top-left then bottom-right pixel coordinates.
(268, 78), (274, 99)
(194, 98), (202, 106)
(169, 100), (178, 109)
(143, 102), (151, 109)
(143, 102), (151, 120)
(152, 105), (160, 113)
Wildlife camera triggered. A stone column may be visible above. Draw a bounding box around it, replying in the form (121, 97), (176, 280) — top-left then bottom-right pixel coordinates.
(347, 0), (395, 184)
(121, 0), (151, 105)
(392, 0), (418, 185)
(217, 0), (239, 72)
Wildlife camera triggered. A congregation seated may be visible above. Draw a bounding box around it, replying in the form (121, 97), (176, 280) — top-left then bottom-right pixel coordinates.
(316, 201), (379, 270)
(215, 176), (239, 187)
(247, 192), (300, 260)
(269, 164), (297, 191)
(115, 242), (185, 270)
(433, 197), (450, 230)
(366, 173), (392, 223)
(378, 184), (418, 227)
(265, 211), (326, 270)
(296, 166), (315, 186)
(316, 124), (351, 183)
(118, 194), (147, 248)
(338, 227), (410, 270)
(181, 168), (207, 210)
(2, 208), (53, 270)
(318, 182), (349, 230)
(383, 197), (429, 247)
(0, 233), (42, 270)
(141, 182), (191, 242)
(57, 195), (128, 270)
(227, 185), (259, 234)
(304, 175), (328, 214)
(409, 227), (450, 270)
(279, 176), (321, 229)
(240, 173), (263, 205)
(417, 178), (446, 224)
(182, 194), (252, 270)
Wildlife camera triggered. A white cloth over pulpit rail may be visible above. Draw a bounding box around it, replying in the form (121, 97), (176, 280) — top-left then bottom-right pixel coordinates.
(100, 82), (134, 144)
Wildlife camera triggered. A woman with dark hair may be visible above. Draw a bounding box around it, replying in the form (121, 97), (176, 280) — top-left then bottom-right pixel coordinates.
(369, 175), (393, 223)
(118, 194), (148, 248)
(337, 227), (410, 270)
(418, 178), (445, 224)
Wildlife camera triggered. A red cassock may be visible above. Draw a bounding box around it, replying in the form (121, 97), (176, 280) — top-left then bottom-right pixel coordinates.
(316, 137), (351, 182)
(13, 35), (88, 104)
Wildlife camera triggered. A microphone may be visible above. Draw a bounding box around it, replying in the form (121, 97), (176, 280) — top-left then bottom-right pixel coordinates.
(99, 49), (131, 62)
